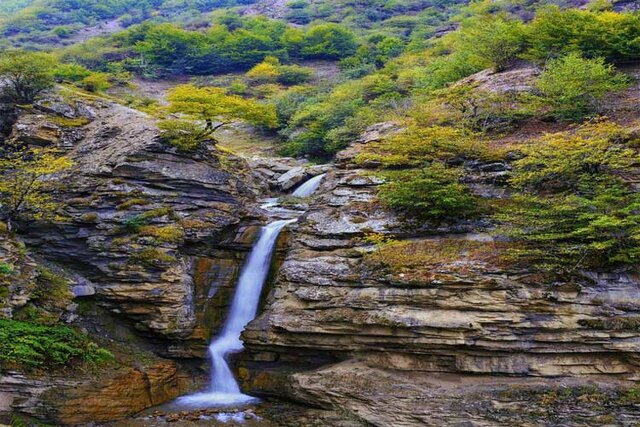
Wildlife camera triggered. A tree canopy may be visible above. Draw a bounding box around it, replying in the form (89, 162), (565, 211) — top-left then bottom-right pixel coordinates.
(161, 84), (278, 150)
(0, 50), (56, 104)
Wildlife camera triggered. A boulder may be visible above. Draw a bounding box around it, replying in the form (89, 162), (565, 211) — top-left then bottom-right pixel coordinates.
(276, 166), (307, 191)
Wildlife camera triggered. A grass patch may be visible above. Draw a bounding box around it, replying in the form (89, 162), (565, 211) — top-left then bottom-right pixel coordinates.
(364, 238), (508, 281)
(129, 248), (176, 267)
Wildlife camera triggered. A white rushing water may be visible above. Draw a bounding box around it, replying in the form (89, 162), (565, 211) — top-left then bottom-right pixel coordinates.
(292, 173), (326, 198)
(177, 219), (296, 408)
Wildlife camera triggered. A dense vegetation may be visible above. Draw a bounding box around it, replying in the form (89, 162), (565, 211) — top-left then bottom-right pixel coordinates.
(0, 319), (114, 370)
(0, 0), (258, 48)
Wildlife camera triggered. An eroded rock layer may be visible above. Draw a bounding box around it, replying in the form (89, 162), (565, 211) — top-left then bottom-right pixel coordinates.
(242, 127), (640, 425)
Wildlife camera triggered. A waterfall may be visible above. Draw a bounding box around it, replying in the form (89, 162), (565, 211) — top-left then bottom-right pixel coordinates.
(177, 219), (296, 408)
(292, 173), (326, 198)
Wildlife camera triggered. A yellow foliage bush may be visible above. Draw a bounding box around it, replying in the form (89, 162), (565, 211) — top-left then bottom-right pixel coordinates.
(139, 225), (185, 243)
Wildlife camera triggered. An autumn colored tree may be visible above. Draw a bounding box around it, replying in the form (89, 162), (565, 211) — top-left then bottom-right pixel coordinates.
(160, 84), (278, 150)
(0, 148), (73, 230)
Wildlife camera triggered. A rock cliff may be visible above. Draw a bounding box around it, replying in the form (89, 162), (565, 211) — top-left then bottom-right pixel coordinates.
(1, 93), (270, 424)
(241, 124), (640, 425)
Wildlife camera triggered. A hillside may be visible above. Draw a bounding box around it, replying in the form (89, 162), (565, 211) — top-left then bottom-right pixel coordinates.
(2, 0), (640, 426)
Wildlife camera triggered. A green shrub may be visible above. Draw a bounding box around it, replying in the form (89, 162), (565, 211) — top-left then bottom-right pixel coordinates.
(81, 72), (111, 92)
(0, 263), (13, 276)
(356, 125), (497, 168)
(510, 121), (637, 193)
(534, 53), (629, 120)
(0, 319), (114, 371)
(159, 119), (206, 152)
(122, 215), (145, 232)
(300, 23), (358, 59)
(498, 191), (640, 271)
(378, 162), (479, 220)
(53, 63), (92, 83)
(52, 26), (72, 38)
(499, 121), (640, 271)
(277, 64), (313, 85)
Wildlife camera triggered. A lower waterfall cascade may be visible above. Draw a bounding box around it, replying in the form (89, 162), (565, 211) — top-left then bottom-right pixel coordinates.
(176, 174), (325, 408)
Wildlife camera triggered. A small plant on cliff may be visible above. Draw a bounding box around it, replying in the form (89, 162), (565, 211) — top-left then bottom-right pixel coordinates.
(160, 84), (278, 151)
(378, 162), (480, 220)
(32, 267), (73, 311)
(0, 319), (114, 371)
(129, 248), (176, 267)
(0, 263), (14, 276)
(0, 148), (73, 230)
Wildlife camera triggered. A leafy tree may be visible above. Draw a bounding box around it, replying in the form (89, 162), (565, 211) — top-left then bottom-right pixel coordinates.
(534, 53), (629, 120)
(432, 83), (524, 133)
(341, 35), (405, 76)
(0, 50), (56, 104)
(283, 74), (399, 158)
(161, 84), (278, 150)
(454, 13), (525, 72)
(524, 6), (640, 63)
(300, 24), (358, 59)
(0, 148), (73, 229)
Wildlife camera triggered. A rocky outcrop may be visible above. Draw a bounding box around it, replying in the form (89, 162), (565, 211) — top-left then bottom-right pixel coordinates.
(1, 94), (270, 423)
(250, 157), (330, 192)
(0, 104), (17, 139)
(1, 361), (195, 425)
(11, 97), (265, 344)
(242, 124), (640, 425)
(459, 62), (539, 94)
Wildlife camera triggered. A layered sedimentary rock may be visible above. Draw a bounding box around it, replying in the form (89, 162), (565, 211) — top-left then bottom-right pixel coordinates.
(15, 96), (265, 342)
(1, 95), (271, 423)
(242, 124), (640, 425)
(1, 361), (194, 425)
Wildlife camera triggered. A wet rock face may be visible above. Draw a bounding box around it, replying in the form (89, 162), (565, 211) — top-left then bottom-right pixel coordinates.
(249, 157), (330, 193)
(242, 124), (640, 424)
(12, 97), (264, 343)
